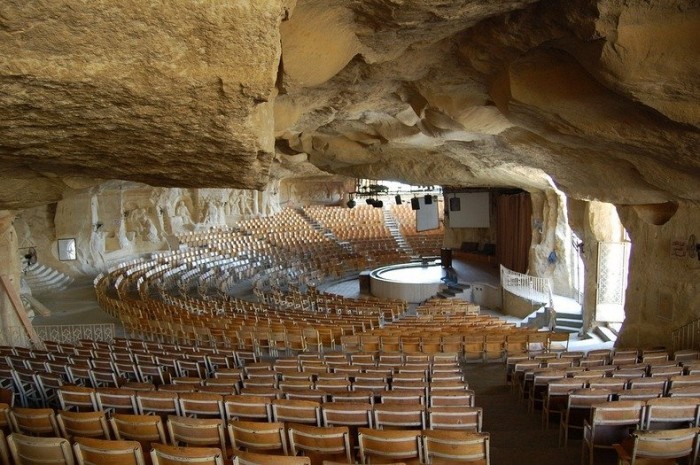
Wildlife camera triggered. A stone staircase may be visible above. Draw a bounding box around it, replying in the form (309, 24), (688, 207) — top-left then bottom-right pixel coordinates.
(23, 263), (74, 295)
(382, 208), (414, 256)
(523, 306), (584, 333)
(296, 208), (353, 253)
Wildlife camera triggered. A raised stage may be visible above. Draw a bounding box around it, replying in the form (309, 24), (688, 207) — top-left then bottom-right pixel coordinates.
(370, 261), (446, 303)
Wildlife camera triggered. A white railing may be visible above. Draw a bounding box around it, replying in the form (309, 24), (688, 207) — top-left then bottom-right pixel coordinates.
(500, 265), (553, 306)
(34, 323), (117, 345)
(672, 319), (700, 352)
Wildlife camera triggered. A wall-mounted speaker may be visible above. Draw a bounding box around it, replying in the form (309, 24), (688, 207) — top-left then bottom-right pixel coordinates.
(395, 195), (402, 205)
(424, 194), (433, 205)
(411, 198), (420, 210)
(449, 196), (461, 212)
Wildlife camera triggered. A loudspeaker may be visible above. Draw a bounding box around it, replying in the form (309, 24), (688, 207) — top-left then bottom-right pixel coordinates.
(411, 198), (420, 210)
(346, 199), (356, 208)
(449, 196), (461, 211)
(373, 200), (383, 208)
(366, 198), (374, 205)
(395, 195), (402, 205)
(424, 194), (433, 205)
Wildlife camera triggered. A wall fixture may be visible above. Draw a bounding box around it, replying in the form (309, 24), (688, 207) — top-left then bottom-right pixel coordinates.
(449, 194), (461, 212)
(424, 194), (433, 205)
(395, 195), (402, 205)
(411, 198), (420, 210)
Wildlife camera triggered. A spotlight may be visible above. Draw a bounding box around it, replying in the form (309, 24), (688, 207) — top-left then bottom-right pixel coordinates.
(424, 194), (433, 205)
(366, 198), (374, 205)
(395, 195), (402, 205)
(449, 195), (461, 212)
(411, 198), (420, 210)
(347, 199), (356, 209)
(373, 200), (383, 208)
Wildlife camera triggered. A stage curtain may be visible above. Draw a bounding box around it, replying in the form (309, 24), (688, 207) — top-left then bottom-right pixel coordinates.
(496, 192), (532, 273)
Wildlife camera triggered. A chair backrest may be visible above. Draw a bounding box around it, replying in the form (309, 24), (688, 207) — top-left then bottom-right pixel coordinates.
(96, 387), (138, 414)
(358, 427), (422, 464)
(321, 402), (373, 428)
(227, 420), (288, 454)
(56, 409), (111, 440)
(644, 397), (700, 430)
(178, 392), (225, 419)
(73, 436), (145, 465)
(272, 399), (321, 426)
(422, 429), (490, 464)
(233, 448), (311, 465)
(224, 395), (272, 422)
(135, 391), (180, 416)
(428, 406), (482, 431)
(150, 443), (224, 465)
(110, 413), (168, 446)
(166, 415), (227, 457)
(620, 427), (699, 465)
(7, 433), (75, 465)
(9, 407), (60, 436)
(373, 404), (426, 430)
(287, 423), (352, 464)
(590, 400), (644, 427)
(58, 386), (98, 412)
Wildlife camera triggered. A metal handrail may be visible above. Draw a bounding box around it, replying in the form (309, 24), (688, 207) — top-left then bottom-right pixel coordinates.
(500, 265), (553, 306)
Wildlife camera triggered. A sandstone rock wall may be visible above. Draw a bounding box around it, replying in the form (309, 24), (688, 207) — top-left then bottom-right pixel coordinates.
(617, 201), (700, 349)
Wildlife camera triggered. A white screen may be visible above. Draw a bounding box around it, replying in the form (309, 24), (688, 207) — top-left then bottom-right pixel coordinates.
(416, 196), (439, 232)
(447, 192), (490, 228)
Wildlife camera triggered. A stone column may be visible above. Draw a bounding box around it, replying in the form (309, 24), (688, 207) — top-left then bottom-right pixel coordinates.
(0, 210), (27, 345)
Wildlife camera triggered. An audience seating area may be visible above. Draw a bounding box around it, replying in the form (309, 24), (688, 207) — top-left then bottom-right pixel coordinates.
(0, 337), (490, 464)
(390, 204), (444, 257)
(508, 347), (700, 464)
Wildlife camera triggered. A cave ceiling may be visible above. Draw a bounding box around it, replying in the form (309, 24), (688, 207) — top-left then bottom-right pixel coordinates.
(0, 0), (698, 209)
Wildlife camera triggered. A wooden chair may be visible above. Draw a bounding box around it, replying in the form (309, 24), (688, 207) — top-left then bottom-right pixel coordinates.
(616, 387), (663, 401)
(150, 443), (224, 465)
(429, 391), (475, 408)
(224, 395), (272, 422)
(135, 390), (180, 417)
(110, 413), (168, 454)
(287, 423), (352, 465)
(428, 407), (482, 431)
(422, 430), (490, 464)
(96, 387), (138, 414)
(56, 410), (110, 440)
(559, 388), (612, 446)
(58, 386), (98, 412)
(541, 378), (585, 429)
(7, 433), (75, 465)
(644, 396), (700, 430)
(613, 427), (700, 465)
(373, 404), (426, 430)
(582, 400), (645, 465)
(272, 399), (321, 426)
(357, 427), (422, 465)
(227, 420), (288, 455)
(233, 448), (311, 465)
(9, 407), (60, 436)
(166, 415), (227, 458)
(73, 437), (145, 465)
(178, 392), (225, 419)
(11, 368), (43, 407)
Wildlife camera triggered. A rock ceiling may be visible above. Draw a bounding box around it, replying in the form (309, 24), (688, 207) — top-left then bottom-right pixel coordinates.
(0, 0), (698, 210)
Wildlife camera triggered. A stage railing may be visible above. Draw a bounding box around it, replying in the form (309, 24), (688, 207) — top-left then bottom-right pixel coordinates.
(500, 265), (553, 307)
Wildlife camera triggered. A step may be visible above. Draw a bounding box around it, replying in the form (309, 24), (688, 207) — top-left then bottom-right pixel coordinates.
(556, 318), (584, 329)
(556, 312), (583, 321)
(593, 325), (618, 343)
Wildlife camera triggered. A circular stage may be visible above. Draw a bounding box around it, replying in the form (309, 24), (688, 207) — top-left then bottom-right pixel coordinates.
(370, 262), (446, 303)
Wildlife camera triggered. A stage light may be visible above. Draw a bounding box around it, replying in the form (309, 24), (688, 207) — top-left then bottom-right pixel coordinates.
(366, 198), (374, 205)
(449, 195), (461, 212)
(373, 200), (383, 208)
(411, 198), (420, 210)
(395, 195), (402, 205)
(347, 199), (356, 208)
(424, 194), (433, 205)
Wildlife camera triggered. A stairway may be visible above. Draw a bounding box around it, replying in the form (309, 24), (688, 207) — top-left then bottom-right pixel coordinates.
(382, 208), (414, 256)
(23, 263), (74, 295)
(296, 208), (353, 253)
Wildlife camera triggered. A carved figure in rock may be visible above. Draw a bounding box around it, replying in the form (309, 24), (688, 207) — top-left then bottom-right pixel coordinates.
(203, 201), (221, 225)
(240, 190), (254, 216)
(128, 208), (159, 242)
(176, 201), (193, 224)
(228, 190), (242, 216)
